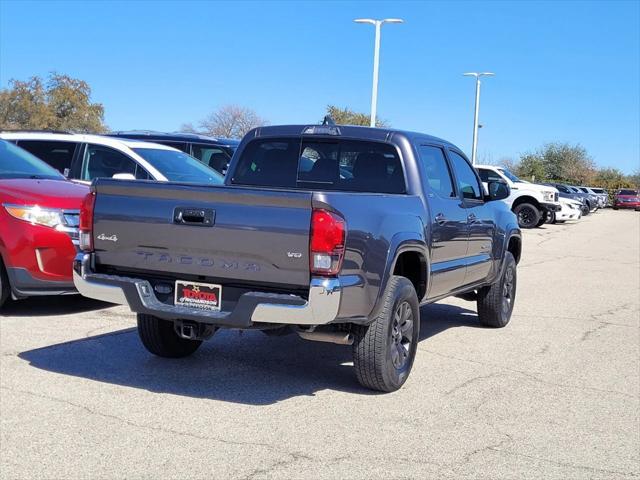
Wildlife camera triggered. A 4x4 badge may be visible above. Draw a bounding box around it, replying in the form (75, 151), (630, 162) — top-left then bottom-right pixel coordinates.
(97, 234), (118, 242)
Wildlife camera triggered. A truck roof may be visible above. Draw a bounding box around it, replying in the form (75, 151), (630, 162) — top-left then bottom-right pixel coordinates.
(249, 124), (457, 148)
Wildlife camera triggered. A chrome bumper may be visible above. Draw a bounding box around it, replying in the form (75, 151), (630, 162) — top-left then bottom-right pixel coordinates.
(73, 253), (341, 326)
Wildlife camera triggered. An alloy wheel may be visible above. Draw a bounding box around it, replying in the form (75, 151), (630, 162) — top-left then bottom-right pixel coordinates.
(390, 301), (414, 370)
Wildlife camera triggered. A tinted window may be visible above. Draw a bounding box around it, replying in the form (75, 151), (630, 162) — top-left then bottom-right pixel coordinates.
(449, 151), (483, 200)
(16, 140), (77, 174)
(0, 140), (65, 180)
(477, 168), (503, 183)
(618, 189), (638, 195)
(81, 144), (146, 181)
(133, 148), (223, 185)
(191, 144), (233, 174)
(418, 145), (455, 198)
(232, 138), (405, 194)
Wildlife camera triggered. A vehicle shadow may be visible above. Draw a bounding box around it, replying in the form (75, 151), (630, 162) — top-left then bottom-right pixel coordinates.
(18, 303), (481, 405)
(2, 295), (114, 317)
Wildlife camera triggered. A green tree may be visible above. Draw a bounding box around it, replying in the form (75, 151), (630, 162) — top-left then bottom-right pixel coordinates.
(325, 105), (389, 127)
(515, 154), (546, 181)
(515, 142), (595, 184)
(0, 73), (106, 133)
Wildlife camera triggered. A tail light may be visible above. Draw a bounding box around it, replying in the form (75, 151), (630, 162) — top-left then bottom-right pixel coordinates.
(310, 209), (346, 276)
(79, 192), (96, 252)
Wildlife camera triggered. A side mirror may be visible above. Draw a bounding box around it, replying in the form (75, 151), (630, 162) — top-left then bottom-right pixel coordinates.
(112, 173), (136, 180)
(486, 180), (510, 201)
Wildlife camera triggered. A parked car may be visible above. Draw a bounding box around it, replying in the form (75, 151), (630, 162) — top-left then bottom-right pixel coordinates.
(106, 131), (239, 175)
(588, 187), (609, 207)
(0, 132), (223, 185)
(543, 182), (591, 216)
(73, 123), (522, 392)
(568, 185), (599, 211)
(549, 197), (583, 223)
(0, 140), (88, 308)
(613, 189), (640, 210)
(476, 165), (561, 228)
(577, 186), (607, 208)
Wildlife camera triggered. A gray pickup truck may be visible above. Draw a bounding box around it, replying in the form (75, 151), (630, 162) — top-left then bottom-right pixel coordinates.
(74, 124), (522, 392)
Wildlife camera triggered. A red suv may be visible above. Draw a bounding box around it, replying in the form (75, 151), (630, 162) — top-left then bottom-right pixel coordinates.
(0, 140), (88, 308)
(613, 189), (640, 211)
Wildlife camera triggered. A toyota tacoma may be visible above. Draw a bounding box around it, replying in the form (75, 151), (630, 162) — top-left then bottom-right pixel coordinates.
(74, 124), (522, 392)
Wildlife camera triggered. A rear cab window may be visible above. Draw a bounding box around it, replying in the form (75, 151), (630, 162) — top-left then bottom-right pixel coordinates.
(231, 138), (406, 194)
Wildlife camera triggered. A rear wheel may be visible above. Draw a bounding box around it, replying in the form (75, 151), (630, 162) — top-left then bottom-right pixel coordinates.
(0, 258), (9, 309)
(513, 203), (541, 229)
(352, 276), (420, 392)
(137, 314), (202, 358)
(477, 252), (517, 328)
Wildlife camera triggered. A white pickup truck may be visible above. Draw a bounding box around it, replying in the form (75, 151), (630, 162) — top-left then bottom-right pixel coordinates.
(476, 165), (561, 228)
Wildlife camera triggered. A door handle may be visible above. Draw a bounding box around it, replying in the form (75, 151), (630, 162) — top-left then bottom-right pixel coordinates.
(434, 213), (447, 225)
(467, 213), (477, 222)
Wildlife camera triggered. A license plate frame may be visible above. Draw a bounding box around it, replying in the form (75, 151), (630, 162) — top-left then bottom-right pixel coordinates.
(174, 280), (222, 311)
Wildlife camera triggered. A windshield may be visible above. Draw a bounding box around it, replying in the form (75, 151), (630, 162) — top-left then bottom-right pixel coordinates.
(618, 189), (638, 196)
(133, 148), (224, 185)
(497, 168), (522, 183)
(0, 140), (65, 180)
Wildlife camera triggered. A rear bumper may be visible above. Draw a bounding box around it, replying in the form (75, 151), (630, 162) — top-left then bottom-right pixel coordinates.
(73, 253), (341, 328)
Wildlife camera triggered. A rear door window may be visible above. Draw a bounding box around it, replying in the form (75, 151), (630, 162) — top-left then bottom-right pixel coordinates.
(417, 145), (455, 198)
(191, 143), (232, 174)
(232, 138), (405, 193)
(80, 144), (147, 181)
(15, 140), (77, 174)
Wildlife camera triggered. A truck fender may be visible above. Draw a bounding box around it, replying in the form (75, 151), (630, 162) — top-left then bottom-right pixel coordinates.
(490, 225), (522, 284)
(367, 231), (430, 322)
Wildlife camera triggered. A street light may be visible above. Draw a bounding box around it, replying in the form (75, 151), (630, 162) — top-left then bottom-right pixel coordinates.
(463, 72), (494, 165)
(354, 18), (404, 127)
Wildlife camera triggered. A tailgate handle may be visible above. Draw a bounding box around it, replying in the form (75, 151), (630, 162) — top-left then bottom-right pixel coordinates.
(174, 207), (215, 226)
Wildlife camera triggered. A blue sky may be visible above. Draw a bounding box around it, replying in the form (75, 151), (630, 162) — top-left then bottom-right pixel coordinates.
(1, 0), (639, 173)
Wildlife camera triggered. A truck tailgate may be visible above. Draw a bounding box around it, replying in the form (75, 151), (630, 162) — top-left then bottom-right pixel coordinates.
(91, 180), (312, 287)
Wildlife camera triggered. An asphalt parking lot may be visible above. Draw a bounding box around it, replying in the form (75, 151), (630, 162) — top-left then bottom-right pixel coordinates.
(1, 210), (638, 480)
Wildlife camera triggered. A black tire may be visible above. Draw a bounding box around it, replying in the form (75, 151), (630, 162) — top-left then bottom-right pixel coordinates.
(581, 204), (591, 215)
(352, 276), (420, 392)
(0, 258), (10, 309)
(535, 211), (548, 227)
(513, 203), (541, 229)
(477, 252), (517, 328)
(137, 314), (202, 358)
(549, 212), (557, 224)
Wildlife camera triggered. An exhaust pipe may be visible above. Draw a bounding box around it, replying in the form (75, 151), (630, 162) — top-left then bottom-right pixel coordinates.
(297, 330), (353, 345)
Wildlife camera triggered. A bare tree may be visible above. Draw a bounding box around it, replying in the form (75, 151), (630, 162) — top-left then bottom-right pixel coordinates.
(182, 105), (267, 139)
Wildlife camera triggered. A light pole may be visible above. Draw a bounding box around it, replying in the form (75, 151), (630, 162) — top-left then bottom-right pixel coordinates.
(354, 18), (404, 127)
(463, 72), (494, 164)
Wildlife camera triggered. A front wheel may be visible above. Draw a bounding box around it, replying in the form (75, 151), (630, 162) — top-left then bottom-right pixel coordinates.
(513, 203), (542, 229)
(549, 211), (557, 224)
(477, 252), (517, 328)
(352, 276), (420, 392)
(137, 314), (202, 358)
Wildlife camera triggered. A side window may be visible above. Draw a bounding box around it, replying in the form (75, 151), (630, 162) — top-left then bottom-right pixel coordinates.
(15, 140), (77, 174)
(191, 144), (231, 174)
(81, 144), (144, 181)
(418, 145), (455, 198)
(477, 168), (502, 183)
(448, 151), (483, 201)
